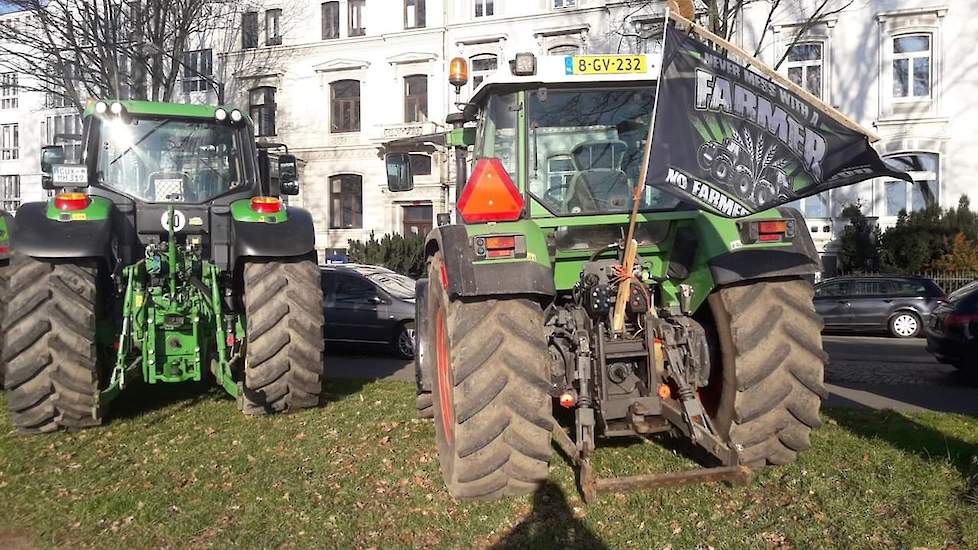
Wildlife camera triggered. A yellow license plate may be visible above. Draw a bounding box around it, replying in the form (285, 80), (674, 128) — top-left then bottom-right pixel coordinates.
(565, 55), (647, 75)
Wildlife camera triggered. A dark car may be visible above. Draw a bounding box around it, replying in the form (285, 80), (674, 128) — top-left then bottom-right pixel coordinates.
(813, 275), (945, 338)
(321, 264), (416, 359)
(925, 280), (978, 371)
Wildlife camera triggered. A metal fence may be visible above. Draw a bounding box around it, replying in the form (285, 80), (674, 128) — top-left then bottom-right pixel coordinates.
(836, 271), (978, 293)
(913, 271), (978, 293)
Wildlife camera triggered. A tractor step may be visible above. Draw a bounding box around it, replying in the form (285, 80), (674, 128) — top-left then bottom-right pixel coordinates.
(580, 460), (752, 503)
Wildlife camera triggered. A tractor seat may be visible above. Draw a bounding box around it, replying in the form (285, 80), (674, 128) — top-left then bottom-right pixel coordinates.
(564, 140), (630, 212)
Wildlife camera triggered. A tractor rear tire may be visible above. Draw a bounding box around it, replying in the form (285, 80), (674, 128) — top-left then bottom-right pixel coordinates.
(707, 277), (827, 466)
(242, 258), (325, 415)
(3, 256), (102, 433)
(426, 253), (552, 500)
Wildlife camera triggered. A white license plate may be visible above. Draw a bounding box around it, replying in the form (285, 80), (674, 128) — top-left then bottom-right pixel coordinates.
(52, 164), (87, 185)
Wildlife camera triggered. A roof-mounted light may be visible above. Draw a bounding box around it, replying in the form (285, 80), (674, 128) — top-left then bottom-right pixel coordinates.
(215, 108), (228, 121)
(511, 52), (537, 76)
(110, 101), (124, 115)
(230, 109), (243, 123)
(94, 101), (108, 115)
(449, 57), (469, 89)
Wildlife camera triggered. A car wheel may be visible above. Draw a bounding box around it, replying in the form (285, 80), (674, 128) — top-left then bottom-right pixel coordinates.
(393, 322), (416, 359)
(889, 312), (921, 338)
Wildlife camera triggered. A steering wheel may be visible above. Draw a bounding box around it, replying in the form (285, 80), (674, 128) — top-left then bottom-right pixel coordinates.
(543, 182), (570, 210)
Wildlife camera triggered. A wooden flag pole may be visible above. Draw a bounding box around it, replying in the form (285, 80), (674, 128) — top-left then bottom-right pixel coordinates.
(667, 11), (881, 142)
(610, 10), (670, 334)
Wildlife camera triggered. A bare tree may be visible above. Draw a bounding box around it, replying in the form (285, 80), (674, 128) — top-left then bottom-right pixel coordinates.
(610, 0), (854, 68)
(0, 0), (246, 114)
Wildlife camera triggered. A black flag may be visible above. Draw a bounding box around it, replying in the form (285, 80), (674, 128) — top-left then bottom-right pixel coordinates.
(648, 22), (912, 218)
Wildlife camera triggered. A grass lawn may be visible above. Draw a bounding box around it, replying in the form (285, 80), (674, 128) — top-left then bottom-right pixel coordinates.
(0, 378), (976, 549)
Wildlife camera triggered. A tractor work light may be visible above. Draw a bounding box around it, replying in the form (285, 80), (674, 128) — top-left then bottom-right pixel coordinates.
(94, 101), (108, 115)
(230, 109), (244, 123)
(457, 158), (524, 224)
(110, 101), (124, 115)
(250, 196), (281, 214)
(215, 108), (228, 121)
(511, 52), (537, 76)
(449, 57), (469, 89)
(54, 192), (91, 211)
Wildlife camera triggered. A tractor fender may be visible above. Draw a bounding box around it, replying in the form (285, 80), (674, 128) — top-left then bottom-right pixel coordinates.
(10, 202), (113, 261)
(231, 206), (316, 264)
(708, 207), (821, 286)
(425, 224), (556, 300)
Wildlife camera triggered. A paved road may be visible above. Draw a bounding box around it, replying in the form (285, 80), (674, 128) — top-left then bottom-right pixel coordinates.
(328, 335), (978, 415)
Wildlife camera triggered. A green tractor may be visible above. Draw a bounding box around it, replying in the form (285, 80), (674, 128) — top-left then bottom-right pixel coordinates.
(3, 100), (324, 433)
(384, 48), (886, 501)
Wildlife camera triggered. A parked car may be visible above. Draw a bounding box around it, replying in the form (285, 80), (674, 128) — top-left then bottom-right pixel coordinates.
(321, 264), (416, 359)
(813, 275), (945, 338)
(925, 280), (978, 371)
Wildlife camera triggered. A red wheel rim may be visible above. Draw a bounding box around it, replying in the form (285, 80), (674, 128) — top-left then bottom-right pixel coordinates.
(435, 306), (454, 445)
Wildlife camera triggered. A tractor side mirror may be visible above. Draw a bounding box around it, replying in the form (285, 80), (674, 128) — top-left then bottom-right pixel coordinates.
(385, 152), (414, 192)
(40, 145), (65, 175)
(278, 154), (300, 195)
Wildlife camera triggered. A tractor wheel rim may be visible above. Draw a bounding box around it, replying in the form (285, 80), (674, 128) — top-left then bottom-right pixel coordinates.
(435, 307), (454, 445)
(894, 315), (917, 336)
(399, 327), (415, 357)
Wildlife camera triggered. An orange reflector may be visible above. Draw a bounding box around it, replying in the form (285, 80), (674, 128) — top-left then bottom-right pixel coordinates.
(250, 196), (282, 214)
(757, 220), (787, 234)
(485, 236), (516, 250)
(657, 384), (671, 400)
(54, 192), (90, 211)
(439, 262), (449, 289)
(559, 392), (576, 408)
(449, 57), (469, 88)
(457, 158), (524, 223)
(758, 233), (782, 242)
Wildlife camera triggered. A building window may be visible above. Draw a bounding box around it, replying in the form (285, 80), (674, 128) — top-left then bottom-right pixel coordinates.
(0, 73), (17, 109)
(405, 0), (425, 29)
(883, 152), (939, 215)
(404, 75), (427, 123)
(634, 20), (664, 54)
(402, 204), (432, 236)
(474, 0), (494, 17)
(0, 175), (19, 211)
(266, 9), (282, 46)
(44, 113), (82, 160)
(553, 0), (576, 8)
(409, 153), (432, 176)
(329, 174), (363, 229)
(242, 11), (259, 49)
(892, 34), (930, 99)
(249, 87), (276, 137)
(785, 42), (823, 99)
(548, 44), (579, 55)
(322, 2), (340, 39)
(331, 80), (360, 133)
(0, 124), (17, 160)
(349, 0), (365, 37)
(181, 49), (213, 93)
(470, 54), (497, 92)
(46, 93), (69, 109)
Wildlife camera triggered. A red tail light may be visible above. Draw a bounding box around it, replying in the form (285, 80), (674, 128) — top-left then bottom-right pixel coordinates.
(251, 196), (282, 214)
(457, 158), (524, 223)
(745, 218), (796, 243)
(945, 313), (978, 328)
(54, 192), (91, 211)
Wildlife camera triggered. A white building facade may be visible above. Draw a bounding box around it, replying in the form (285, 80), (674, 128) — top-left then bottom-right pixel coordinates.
(0, 0), (974, 273)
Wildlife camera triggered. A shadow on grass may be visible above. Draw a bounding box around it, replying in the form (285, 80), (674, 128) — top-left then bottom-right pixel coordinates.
(106, 378), (219, 422)
(491, 481), (607, 550)
(824, 403), (978, 498)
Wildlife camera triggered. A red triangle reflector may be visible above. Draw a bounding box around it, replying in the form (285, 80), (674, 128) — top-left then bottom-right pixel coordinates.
(457, 158), (524, 223)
